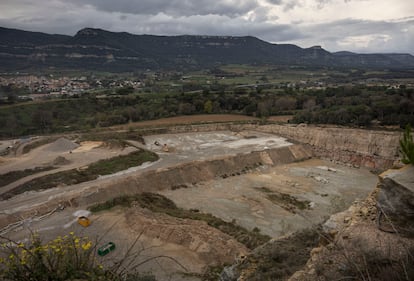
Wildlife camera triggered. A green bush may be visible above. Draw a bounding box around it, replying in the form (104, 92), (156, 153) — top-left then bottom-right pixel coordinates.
(400, 124), (414, 164)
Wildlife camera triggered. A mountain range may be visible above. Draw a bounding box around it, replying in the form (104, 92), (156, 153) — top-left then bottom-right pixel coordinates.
(1, 26), (414, 72)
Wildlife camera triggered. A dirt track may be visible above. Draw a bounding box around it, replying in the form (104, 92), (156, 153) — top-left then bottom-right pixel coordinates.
(0, 138), (136, 195)
(109, 114), (260, 131)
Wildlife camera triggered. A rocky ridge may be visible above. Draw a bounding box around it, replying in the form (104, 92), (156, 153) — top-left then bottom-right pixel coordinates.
(1, 26), (414, 71)
(288, 165), (414, 281)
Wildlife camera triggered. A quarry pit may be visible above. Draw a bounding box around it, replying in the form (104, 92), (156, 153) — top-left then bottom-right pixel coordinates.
(0, 123), (401, 280)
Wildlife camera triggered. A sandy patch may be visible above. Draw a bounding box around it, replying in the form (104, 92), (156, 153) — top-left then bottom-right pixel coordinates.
(267, 115), (293, 123)
(0, 157), (7, 165)
(72, 141), (103, 153)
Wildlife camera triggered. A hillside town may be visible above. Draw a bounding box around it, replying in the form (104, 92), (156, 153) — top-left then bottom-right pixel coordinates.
(0, 74), (143, 101)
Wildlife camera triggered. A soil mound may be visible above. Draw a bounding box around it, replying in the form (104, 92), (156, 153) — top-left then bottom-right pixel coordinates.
(52, 156), (71, 166)
(127, 207), (248, 266)
(44, 138), (79, 153)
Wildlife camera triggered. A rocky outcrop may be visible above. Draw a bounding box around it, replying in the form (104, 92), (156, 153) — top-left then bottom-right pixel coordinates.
(288, 165), (414, 281)
(219, 165), (414, 281)
(376, 165), (414, 236)
(219, 227), (320, 281)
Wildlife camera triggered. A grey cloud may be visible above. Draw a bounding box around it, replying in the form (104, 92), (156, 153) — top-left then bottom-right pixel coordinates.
(265, 0), (283, 4)
(126, 14), (304, 42)
(265, 0), (301, 11)
(0, 0), (412, 54)
(315, 0), (332, 9)
(290, 18), (414, 53)
(0, 0), (303, 43)
(283, 0), (301, 11)
(74, 0), (259, 17)
(248, 6), (272, 22)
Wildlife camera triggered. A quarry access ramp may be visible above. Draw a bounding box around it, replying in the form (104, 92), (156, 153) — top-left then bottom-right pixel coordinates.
(0, 144), (311, 230)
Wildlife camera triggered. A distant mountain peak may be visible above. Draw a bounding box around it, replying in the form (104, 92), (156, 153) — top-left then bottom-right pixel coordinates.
(309, 45), (323, 49)
(1, 26), (414, 72)
(75, 28), (102, 36)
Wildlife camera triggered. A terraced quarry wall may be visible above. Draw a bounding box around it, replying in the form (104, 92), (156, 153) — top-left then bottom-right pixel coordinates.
(136, 123), (401, 170)
(74, 144), (312, 206)
(0, 144), (311, 229)
(256, 124), (401, 171)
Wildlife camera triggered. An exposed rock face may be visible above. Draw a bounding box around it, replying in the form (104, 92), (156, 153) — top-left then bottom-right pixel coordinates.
(377, 165), (414, 236)
(75, 144), (311, 206)
(219, 228), (320, 281)
(288, 166), (414, 281)
(257, 124), (401, 171)
(138, 123), (402, 171)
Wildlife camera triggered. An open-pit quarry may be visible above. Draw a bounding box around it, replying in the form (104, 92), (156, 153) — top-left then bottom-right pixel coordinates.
(0, 120), (404, 280)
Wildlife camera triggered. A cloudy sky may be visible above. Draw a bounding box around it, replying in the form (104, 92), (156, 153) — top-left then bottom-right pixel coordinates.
(1, 0), (413, 54)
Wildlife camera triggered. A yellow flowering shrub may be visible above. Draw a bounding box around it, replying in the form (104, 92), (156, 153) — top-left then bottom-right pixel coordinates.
(0, 232), (104, 281)
(0, 232), (156, 281)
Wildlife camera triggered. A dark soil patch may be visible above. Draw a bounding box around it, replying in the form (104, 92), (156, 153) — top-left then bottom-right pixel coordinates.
(255, 187), (310, 213)
(52, 156), (71, 166)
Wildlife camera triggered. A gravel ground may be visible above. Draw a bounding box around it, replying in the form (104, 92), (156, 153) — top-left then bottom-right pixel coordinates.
(160, 159), (378, 237)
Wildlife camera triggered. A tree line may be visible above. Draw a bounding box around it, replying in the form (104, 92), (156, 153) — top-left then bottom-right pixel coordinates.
(0, 85), (413, 138)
